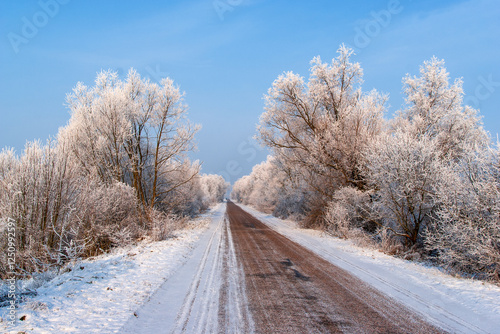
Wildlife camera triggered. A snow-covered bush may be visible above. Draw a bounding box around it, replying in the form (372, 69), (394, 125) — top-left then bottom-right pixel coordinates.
(324, 200), (350, 238)
(272, 183), (309, 220)
(425, 147), (500, 280)
(377, 227), (405, 256)
(0, 139), (143, 276)
(0, 140), (79, 276)
(74, 180), (140, 256)
(147, 209), (184, 242)
(324, 187), (374, 238)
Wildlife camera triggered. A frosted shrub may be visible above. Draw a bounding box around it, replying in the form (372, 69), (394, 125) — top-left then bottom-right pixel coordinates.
(109, 227), (134, 247)
(324, 201), (350, 238)
(77, 181), (140, 256)
(325, 187), (375, 238)
(0, 140), (78, 276)
(272, 190), (309, 220)
(377, 227), (404, 255)
(426, 148), (500, 280)
(365, 132), (443, 246)
(148, 209), (180, 242)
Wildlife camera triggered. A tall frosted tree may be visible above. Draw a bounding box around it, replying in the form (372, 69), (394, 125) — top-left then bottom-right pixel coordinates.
(365, 57), (489, 246)
(258, 45), (385, 223)
(62, 69), (200, 211)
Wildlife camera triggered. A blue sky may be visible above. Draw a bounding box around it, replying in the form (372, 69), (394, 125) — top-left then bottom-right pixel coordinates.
(1, 0), (499, 183)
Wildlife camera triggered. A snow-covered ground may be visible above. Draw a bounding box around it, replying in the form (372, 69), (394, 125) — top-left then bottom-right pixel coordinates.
(3, 202), (499, 333)
(0, 204), (224, 334)
(121, 201), (253, 334)
(240, 204), (500, 334)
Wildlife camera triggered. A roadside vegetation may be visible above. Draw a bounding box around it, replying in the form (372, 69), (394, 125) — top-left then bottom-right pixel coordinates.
(0, 70), (229, 278)
(232, 45), (500, 281)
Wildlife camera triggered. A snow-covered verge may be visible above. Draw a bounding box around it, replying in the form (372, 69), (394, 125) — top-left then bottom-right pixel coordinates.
(121, 201), (253, 334)
(239, 204), (500, 334)
(0, 204), (223, 334)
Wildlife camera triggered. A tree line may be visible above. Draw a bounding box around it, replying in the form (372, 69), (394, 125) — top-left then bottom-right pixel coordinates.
(232, 45), (499, 281)
(0, 70), (229, 277)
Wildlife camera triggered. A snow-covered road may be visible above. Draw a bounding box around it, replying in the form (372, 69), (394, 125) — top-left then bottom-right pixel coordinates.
(121, 202), (253, 334)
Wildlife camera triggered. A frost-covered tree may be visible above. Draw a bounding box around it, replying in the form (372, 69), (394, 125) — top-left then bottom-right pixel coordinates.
(258, 45), (385, 223)
(199, 174), (229, 206)
(324, 186), (375, 238)
(425, 145), (500, 279)
(61, 69), (200, 211)
(365, 57), (489, 246)
(396, 57), (488, 159)
(231, 156), (309, 218)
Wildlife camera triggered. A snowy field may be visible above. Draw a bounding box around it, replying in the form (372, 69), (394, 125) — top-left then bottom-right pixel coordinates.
(240, 204), (500, 334)
(0, 204), (223, 334)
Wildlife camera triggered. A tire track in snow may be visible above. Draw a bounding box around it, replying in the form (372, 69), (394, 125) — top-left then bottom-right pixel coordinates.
(120, 203), (253, 334)
(218, 214), (255, 333)
(171, 207), (253, 334)
(171, 213), (224, 333)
